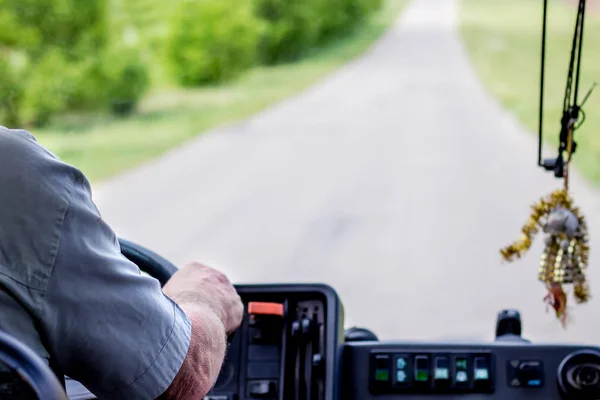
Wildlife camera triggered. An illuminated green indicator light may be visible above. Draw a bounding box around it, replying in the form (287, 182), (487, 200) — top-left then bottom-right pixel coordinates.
(456, 359), (467, 370)
(475, 369), (489, 380)
(415, 370), (429, 382)
(435, 368), (449, 379)
(375, 369), (389, 381)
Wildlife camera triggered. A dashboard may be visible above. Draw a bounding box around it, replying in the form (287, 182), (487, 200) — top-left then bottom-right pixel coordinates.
(341, 342), (600, 400)
(65, 283), (600, 400)
(202, 284), (600, 400)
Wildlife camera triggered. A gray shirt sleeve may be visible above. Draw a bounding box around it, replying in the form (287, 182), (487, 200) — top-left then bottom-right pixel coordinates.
(0, 127), (191, 400)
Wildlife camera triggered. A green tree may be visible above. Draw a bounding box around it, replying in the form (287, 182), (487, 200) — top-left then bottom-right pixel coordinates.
(102, 45), (151, 116)
(0, 56), (25, 127)
(0, 0), (108, 59)
(166, 0), (263, 85)
(20, 49), (73, 126)
(255, 0), (323, 64)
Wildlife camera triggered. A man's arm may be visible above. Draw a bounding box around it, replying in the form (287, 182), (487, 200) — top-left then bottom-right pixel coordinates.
(45, 168), (244, 399)
(0, 127), (241, 399)
(41, 167), (193, 400)
(162, 304), (226, 399)
(0, 126), (242, 398)
(162, 263), (244, 399)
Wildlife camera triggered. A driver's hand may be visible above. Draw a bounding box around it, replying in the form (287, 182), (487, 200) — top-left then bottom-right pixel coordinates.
(163, 262), (243, 334)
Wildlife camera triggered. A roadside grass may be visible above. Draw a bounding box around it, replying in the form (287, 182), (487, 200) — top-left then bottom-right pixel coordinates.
(460, 0), (600, 183)
(36, 0), (407, 182)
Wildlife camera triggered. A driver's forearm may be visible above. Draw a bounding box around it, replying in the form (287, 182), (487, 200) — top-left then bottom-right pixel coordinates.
(162, 303), (227, 399)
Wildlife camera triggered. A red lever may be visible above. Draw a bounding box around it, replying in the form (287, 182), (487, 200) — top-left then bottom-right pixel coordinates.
(248, 302), (284, 317)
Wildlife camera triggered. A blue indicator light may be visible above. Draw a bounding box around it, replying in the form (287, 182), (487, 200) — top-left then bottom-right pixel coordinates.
(527, 379), (541, 386)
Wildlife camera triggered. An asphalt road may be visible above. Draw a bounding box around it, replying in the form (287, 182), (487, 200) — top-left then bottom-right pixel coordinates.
(93, 0), (600, 344)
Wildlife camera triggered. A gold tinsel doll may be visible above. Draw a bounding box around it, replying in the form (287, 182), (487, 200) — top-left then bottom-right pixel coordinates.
(500, 188), (590, 327)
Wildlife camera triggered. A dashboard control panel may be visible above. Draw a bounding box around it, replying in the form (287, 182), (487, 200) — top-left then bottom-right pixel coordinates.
(203, 284), (344, 400)
(63, 281), (600, 400)
(340, 342), (600, 400)
(369, 351), (494, 394)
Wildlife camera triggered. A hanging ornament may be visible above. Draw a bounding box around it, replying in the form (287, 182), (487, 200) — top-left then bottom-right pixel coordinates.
(500, 188), (590, 327)
(501, 0), (594, 328)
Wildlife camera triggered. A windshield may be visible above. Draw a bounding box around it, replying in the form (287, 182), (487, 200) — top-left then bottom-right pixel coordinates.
(1, 0), (599, 344)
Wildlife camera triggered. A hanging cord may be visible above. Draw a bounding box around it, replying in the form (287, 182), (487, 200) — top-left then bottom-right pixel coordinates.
(562, 0), (586, 191)
(564, 124), (574, 191)
(561, 0), (586, 126)
(538, 0), (593, 178)
(565, 82), (597, 191)
(538, 0), (548, 167)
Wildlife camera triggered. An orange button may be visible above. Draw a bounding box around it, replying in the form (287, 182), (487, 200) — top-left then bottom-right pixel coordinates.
(248, 302), (284, 317)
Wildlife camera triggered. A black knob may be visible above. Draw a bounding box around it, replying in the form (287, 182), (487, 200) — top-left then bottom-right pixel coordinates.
(558, 350), (600, 399)
(495, 309), (522, 339)
(518, 361), (542, 382)
(569, 364), (600, 389)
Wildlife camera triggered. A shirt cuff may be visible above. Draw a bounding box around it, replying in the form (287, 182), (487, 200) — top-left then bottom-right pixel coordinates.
(104, 301), (192, 400)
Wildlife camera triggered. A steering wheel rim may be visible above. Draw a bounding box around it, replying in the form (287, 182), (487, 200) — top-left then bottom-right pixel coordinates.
(0, 330), (67, 400)
(118, 238), (178, 286)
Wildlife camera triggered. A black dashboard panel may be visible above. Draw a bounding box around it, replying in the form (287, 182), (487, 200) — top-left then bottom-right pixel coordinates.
(63, 281), (600, 400)
(339, 342), (600, 400)
(204, 284), (344, 400)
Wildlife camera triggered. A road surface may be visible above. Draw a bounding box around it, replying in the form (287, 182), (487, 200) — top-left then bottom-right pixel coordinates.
(93, 0), (600, 344)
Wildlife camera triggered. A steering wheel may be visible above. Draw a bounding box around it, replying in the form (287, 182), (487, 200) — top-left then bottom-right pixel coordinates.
(0, 330), (67, 400)
(119, 239), (178, 286)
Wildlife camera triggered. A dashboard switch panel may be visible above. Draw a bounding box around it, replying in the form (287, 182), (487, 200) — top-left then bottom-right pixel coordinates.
(204, 284), (343, 400)
(367, 350), (493, 395)
(343, 342), (600, 400)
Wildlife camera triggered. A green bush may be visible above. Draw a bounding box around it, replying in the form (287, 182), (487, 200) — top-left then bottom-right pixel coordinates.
(344, 0), (382, 24)
(255, 0), (382, 64)
(1, 0), (108, 59)
(316, 0), (353, 41)
(255, 0), (323, 64)
(0, 56), (25, 127)
(166, 0), (262, 85)
(63, 58), (108, 112)
(101, 46), (151, 116)
(20, 50), (75, 126)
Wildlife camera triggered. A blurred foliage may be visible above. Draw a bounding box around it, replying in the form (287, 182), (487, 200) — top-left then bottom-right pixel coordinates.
(0, 0), (108, 59)
(166, 0), (263, 85)
(255, 0), (382, 63)
(36, 0), (406, 181)
(21, 49), (73, 126)
(102, 45), (151, 116)
(0, 57), (24, 126)
(255, 0), (322, 63)
(0, 0), (381, 127)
